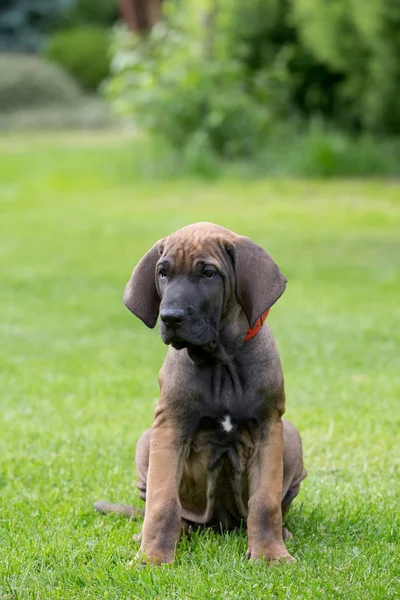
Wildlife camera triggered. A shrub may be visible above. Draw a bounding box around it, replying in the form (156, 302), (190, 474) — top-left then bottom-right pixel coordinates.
(0, 54), (82, 113)
(292, 0), (400, 134)
(44, 26), (110, 90)
(222, 0), (343, 123)
(106, 13), (291, 159)
(106, 0), (400, 171)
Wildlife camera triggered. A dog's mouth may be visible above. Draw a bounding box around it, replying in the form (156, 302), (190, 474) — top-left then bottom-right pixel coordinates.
(170, 337), (187, 350)
(163, 328), (233, 364)
(161, 320), (218, 360)
(168, 335), (217, 355)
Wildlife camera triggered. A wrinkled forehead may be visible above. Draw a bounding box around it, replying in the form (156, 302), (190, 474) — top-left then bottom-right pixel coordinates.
(161, 227), (235, 271)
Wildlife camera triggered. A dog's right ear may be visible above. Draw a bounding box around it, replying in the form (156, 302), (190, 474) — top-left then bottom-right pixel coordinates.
(123, 240), (164, 328)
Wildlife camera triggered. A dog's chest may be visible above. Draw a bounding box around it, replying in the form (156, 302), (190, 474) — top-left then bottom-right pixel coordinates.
(191, 360), (266, 429)
(189, 363), (262, 471)
(179, 364), (265, 525)
(191, 416), (256, 463)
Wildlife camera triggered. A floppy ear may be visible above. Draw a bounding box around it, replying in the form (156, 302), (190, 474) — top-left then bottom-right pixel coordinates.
(123, 240), (163, 328)
(229, 236), (287, 328)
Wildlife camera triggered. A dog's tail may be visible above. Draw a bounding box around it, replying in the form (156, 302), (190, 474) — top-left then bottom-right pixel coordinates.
(94, 501), (144, 519)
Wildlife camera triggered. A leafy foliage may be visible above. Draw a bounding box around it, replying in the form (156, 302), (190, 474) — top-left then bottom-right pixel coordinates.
(107, 4), (291, 159)
(227, 0), (344, 122)
(107, 0), (400, 146)
(44, 26), (111, 90)
(292, 0), (400, 133)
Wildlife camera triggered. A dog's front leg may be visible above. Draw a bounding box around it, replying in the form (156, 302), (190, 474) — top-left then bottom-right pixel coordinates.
(247, 416), (294, 563)
(138, 407), (186, 565)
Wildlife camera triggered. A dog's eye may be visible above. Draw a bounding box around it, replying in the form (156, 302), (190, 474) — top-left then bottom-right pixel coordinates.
(158, 266), (167, 279)
(202, 266), (217, 278)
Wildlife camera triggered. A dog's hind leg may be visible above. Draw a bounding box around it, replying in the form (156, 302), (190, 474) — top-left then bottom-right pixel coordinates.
(136, 427), (151, 501)
(281, 419), (307, 518)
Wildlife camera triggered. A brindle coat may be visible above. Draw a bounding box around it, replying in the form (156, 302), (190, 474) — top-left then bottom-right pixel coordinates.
(96, 223), (306, 564)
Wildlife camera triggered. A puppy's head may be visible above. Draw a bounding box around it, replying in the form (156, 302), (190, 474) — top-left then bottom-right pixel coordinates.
(124, 223), (286, 355)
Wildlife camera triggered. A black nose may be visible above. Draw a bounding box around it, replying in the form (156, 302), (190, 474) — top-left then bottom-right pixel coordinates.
(160, 308), (185, 328)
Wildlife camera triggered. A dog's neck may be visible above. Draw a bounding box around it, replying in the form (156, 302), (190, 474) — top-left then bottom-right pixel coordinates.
(186, 310), (269, 365)
(186, 342), (236, 365)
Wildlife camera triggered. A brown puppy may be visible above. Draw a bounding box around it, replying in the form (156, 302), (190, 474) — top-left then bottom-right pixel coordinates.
(97, 223), (306, 565)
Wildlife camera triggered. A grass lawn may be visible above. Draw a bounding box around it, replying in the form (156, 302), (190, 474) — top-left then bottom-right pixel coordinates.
(0, 132), (399, 599)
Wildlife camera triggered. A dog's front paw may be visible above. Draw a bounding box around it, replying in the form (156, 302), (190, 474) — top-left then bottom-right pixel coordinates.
(247, 542), (295, 564)
(129, 545), (174, 566)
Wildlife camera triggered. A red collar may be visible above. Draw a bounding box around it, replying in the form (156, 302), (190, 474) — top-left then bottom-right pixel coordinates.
(244, 309), (270, 342)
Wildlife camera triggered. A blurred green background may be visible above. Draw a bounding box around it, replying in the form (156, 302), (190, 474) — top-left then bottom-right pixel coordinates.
(1, 0), (400, 175)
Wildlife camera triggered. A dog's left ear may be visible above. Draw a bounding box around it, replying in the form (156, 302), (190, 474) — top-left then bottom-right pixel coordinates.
(228, 236), (287, 328)
(123, 240), (164, 328)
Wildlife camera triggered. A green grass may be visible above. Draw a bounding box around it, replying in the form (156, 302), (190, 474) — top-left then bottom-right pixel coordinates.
(0, 131), (399, 599)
